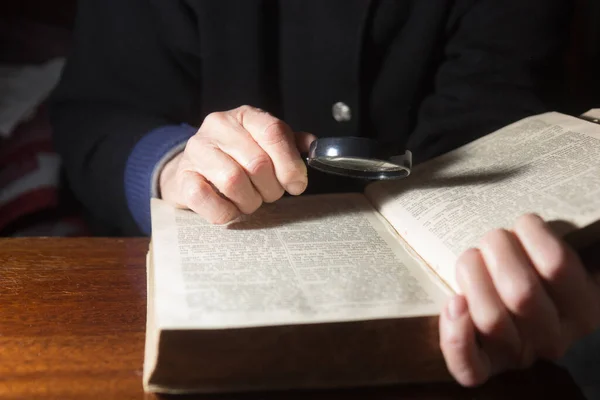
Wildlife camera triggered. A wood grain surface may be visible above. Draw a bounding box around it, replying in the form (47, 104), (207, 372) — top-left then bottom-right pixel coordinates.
(0, 238), (589, 400)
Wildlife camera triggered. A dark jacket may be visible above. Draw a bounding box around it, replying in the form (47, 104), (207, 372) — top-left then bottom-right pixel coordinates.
(50, 0), (572, 236)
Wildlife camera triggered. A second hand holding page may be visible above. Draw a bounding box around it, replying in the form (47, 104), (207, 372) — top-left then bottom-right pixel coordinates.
(367, 112), (600, 291)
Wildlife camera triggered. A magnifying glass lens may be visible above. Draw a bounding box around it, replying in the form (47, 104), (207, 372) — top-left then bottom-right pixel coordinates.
(306, 137), (412, 180)
(315, 157), (404, 172)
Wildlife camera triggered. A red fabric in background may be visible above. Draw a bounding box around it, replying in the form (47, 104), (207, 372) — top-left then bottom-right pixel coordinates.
(0, 5), (88, 236)
(0, 104), (88, 236)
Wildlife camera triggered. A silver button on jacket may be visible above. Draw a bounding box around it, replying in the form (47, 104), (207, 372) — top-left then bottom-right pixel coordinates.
(332, 102), (352, 122)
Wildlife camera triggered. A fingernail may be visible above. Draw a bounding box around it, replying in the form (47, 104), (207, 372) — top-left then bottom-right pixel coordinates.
(528, 213), (544, 222)
(286, 181), (307, 195)
(447, 296), (467, 320)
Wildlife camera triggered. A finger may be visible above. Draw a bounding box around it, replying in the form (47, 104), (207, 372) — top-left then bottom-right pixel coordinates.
(190, 142), (263, 215)
(200, 113), (285, 203)
(440, 295), (491, 387)
(295, 131), (318, 154)
(455, 248), (522, 370)
(479, 228), (563, 362)
(515, 214), (600, 341)
(158, 152), (187, 207)
(178, 170), (240, 224)
(234, 106), (308, 195)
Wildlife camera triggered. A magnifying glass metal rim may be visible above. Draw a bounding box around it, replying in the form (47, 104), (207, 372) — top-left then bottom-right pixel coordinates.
(306, 137), (413, 180)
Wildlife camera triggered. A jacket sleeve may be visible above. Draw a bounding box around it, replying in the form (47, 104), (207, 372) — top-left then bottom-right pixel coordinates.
(408, 0), (573, 163)
(50, 0), (201, 236)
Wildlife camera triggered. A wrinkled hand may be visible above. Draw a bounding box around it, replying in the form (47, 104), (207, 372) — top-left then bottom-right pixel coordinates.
(160, 106), (316, 223)
(439, 214), (600, 386)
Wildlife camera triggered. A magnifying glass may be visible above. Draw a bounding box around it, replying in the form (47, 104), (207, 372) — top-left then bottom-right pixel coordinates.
(306, 137), (412, 180)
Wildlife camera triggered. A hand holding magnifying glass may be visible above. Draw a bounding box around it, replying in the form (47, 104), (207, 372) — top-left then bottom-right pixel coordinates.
(306, 137), (413, 180)
(159, 105), (412, 228)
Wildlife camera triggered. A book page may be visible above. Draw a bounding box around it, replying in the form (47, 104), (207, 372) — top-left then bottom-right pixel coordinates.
(366, 112), (600, 292)
(149, 194), (450, 329)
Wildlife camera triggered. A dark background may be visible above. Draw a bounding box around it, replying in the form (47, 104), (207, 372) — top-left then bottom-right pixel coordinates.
(0, 0), (599, 237)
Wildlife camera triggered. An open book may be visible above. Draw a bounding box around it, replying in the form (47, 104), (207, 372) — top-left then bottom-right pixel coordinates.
(143, 111), (600, 394)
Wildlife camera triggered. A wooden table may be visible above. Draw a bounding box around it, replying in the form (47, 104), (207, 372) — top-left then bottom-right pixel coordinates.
(0, 238), (590, 400)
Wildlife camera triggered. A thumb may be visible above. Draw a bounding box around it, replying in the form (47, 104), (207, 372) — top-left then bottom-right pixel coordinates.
(294, 131), (317, 154)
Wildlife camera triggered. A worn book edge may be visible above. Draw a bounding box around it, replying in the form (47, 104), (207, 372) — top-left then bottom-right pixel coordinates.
(143, 241), (160, 391)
